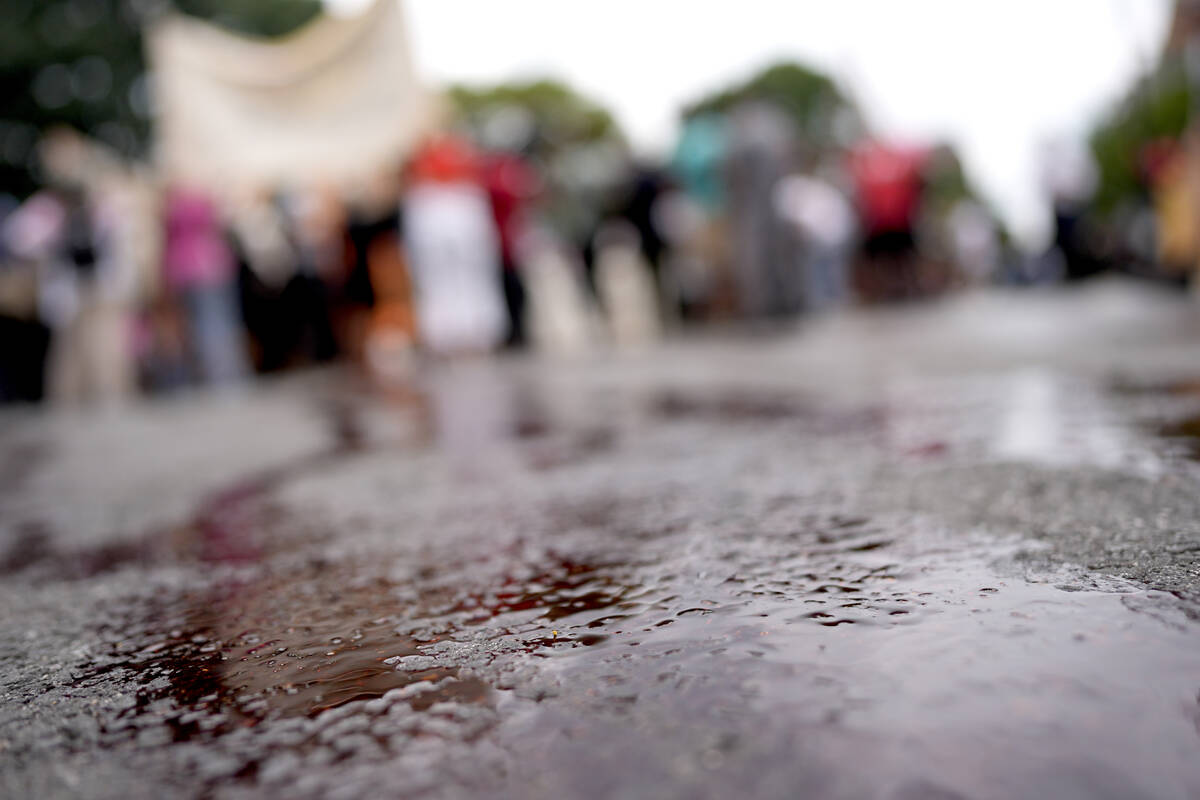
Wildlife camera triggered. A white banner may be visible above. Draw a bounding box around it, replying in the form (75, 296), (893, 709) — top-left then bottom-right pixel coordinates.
(147, 0), (438, 196)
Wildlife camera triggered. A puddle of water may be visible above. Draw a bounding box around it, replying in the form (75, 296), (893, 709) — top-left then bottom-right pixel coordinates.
(30, 371), (1200, 796)
(1105, 374), (1200, 464)
(76, 561), (491, 743)
(993, 370), (1132, 468)
(445, 558), (626, 624)
(488, 520), (1200, 800)
(74, 540), (642, 749)
(53, 483), (1200, 799)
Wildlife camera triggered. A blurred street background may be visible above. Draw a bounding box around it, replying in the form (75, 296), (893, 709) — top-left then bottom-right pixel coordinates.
(0, 0), (1197, 398)
(7, 2), (1200, 799)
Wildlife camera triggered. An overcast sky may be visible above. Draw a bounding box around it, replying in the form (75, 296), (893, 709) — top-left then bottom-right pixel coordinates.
(330, 0), (1173, 245)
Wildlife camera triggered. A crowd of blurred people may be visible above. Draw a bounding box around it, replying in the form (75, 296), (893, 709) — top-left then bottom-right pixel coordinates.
(0, 106), (1016, 406)
(10, 0), (1200, 408)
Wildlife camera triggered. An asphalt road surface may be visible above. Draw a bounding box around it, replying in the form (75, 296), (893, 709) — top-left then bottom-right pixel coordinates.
(4, 278), (1200, 799)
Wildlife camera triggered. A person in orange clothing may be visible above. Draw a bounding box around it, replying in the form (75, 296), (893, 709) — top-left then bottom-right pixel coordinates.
(363, 227), (418, 377)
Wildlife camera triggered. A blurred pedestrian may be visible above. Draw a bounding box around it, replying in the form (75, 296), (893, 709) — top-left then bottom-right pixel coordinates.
(482, 150), (541, 347)
(403, 137), (508, 355)
(6, 179), (136, 404)
(774, 169), (856, 311)
(0, 195), (50, 401)
(228, 187), (296, 372)
(849, 141), (928, 301)
(278, 185), (343, 364)
(163, 186), (249, 385)
(1041, 137), (1100, 281)
(593, 219), (662, 347)
(726, 103), (797, 317)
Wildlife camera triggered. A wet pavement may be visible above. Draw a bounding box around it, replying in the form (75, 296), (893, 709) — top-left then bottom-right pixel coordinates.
(4, 278), (1200, 799)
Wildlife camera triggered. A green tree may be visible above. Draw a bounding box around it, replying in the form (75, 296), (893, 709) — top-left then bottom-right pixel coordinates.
(682, 61), (863, 151)
(172, 0), (322, 38)
(1088, 57), (1191, 215)
(924, 143), (979, 215)
(447, 79), (624, 158)
(448, 79), (629, 243)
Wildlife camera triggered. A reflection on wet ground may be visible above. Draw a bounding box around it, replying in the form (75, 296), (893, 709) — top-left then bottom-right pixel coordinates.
(6, 347), (1200, 797)
(63, 469), (1200, 797)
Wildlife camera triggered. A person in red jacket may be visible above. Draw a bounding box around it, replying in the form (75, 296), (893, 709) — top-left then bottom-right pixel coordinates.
(848, 141), (928, 301)
(481, 151), (541, 347)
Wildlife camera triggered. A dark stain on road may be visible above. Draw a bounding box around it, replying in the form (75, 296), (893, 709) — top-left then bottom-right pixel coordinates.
(1111, 376), (1200, 397)
(1157, 413), (1200, 460)
(650, 389), (806, 422)
(648, 388), (885, 437)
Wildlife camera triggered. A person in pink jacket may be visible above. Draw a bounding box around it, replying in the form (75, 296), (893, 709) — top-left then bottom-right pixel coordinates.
(163, 186), (248, 384)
